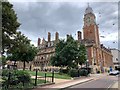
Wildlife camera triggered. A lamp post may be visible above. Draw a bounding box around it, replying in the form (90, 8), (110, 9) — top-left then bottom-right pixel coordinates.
(86, 60), (89, 74)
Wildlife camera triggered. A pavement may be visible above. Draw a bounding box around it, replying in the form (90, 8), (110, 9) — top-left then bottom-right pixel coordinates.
(111, 81), (119, 89)
(32, 73), (108, 90)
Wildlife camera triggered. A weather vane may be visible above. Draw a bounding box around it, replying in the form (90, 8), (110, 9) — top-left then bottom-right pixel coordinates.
(87, 3), (89, 7)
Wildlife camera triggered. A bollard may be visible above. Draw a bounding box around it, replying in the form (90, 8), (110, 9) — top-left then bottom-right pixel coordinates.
(45, 73), (46, 83)
(78, 69), (79, 77)
(52, 71), (54, 83)
(35, 69), (38, 86)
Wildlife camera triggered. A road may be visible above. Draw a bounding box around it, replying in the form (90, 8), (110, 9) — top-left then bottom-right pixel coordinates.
(65, 75), (118, 90)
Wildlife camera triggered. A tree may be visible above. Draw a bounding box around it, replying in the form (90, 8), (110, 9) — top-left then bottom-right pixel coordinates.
(61, 35), (78, 69)
(50, 40), (67, 68)
(20, 44), (38, 70)
(1, 55), (7, 69)
(1, 1), (38, 70)
(75, 44), (87, 68)
(50, 35), (86, 70)
(2, 1), (20, 54)
(7, 32), (38, 70)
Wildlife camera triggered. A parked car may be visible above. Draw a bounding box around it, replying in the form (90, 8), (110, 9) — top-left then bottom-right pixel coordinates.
(109, 70), (120, 75)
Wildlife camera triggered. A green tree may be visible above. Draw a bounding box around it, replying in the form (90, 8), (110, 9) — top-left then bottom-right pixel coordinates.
(1, 1), (38, 70)
(62, 35), (78, 69)
(1, 55), (7, 69)
(50, 40), (67, 68)
(50, 35), (86, 70)
(20, 44), (38, 70)
(2, 1), (20, 54)
(76, 44), (87, 68)
(7, 32), (38, 70)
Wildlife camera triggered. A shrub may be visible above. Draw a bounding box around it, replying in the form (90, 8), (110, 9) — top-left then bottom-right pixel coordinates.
(68, 69), (78, 77)
(97, 70), (100, 74)
(59, 69), (68, 74)
(79, 69), (88, 76)
(2, 69), (9, 80)
(2, 69), (31, 89)
(15, 70), (31, 84)
(2, 69), (19, 89)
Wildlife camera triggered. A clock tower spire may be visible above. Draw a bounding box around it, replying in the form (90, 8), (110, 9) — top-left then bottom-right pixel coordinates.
(83, 3), (100, 47)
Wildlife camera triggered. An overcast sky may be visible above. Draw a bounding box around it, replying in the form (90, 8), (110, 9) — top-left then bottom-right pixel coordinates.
(8, 0), (119, 49)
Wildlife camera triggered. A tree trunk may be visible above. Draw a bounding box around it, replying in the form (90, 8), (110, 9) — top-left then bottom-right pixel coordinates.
(13, 61), (16, 70)
(29, 65), (31, 71)
(23, 61), (26, 70)
(80, 64), (82, 69)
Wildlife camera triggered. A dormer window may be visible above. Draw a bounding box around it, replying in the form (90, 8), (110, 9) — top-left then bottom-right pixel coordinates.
(48, 42), (50, 47)
(51, 42), (53, 46)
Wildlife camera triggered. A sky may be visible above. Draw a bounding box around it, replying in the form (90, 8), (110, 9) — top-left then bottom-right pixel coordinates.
(8, 0), (119, 49)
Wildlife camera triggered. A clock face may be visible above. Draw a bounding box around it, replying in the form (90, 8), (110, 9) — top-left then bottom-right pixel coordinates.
(84, 15), (96, 26)
(87, 17), (90, 21)
(85, 17), (90, 25)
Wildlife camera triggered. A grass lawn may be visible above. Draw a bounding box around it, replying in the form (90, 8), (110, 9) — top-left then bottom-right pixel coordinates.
(26, 70), (71, 79)
(31, 78), (49, 85)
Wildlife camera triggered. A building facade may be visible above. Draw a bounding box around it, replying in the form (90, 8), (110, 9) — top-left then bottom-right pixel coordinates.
(33, 32), (59, 71)
(32, 4), (113, 73)
(110, 48), (120, 70)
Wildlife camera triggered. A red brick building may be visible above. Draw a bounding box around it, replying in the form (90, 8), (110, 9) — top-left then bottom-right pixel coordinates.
(80, 4), (113, 73)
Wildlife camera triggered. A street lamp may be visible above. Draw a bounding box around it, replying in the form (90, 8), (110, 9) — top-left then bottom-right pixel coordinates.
(86, 60), (89, 74)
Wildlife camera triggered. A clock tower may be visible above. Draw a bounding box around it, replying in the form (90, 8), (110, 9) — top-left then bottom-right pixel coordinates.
(83, 4), (100, 47)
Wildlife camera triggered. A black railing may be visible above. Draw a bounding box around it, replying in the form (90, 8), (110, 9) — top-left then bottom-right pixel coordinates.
(34, 69), (55, 86)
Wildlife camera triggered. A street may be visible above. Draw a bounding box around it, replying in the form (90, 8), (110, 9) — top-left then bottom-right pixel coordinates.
(65, 75), (118, 90)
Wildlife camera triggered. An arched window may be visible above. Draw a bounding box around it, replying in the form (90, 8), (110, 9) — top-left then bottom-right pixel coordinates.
(116, 58), (118, 61)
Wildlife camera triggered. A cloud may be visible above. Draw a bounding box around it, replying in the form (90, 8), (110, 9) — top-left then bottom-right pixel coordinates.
(8, 1), (118, 49)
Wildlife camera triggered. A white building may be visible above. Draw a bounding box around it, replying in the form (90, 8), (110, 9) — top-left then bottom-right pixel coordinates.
(110, 48), (120, 70)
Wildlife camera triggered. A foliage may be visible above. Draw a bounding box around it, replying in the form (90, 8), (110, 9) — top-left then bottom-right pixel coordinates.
(50, 35), (87, 70)
(68, 69), (78, 77)
(67, 69), (89, 77)
(59, 68), (69, 74)
(2, 1), (38, 70)
(1, 55), (7, 67)
(15, 70), (31, 83)
(2, 69), (9, 81)
(76, 44), (87, 66)
(50, 40), (67, 67)
(2, 1), (20, 54)
(79, 69), (88, 76)
(7, 32), (38, 70)
(2, 69), (32, 89)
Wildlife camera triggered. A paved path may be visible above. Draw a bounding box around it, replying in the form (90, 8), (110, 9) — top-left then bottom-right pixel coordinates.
(67, 75), (118, 89)
(32, 73), (114, 90)
(33, 77), (93, 90)
(111, 81), (119, 89)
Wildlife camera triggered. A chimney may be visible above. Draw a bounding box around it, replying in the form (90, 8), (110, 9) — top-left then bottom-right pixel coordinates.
(38, 38), (41, 46)
(66, 34), (69, 40)
(78, 31), (82, 41)
(48, 32), (51, 42)
(55, 32), (59, 41)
